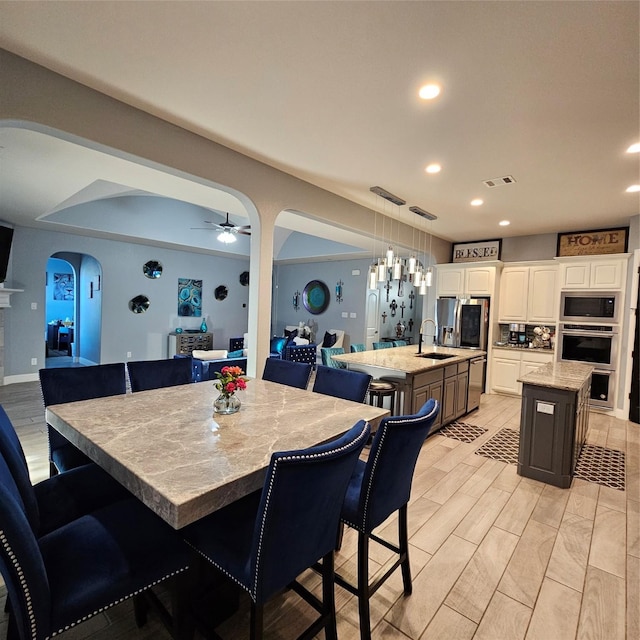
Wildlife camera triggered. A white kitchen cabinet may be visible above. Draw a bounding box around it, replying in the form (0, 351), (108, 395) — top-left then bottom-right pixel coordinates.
(528, 265), (558, 323)
(491, 350), (521, 395)
(558, 256), (628, 290)
(491, 348), (553, 396)
(498, 263), (558, 323)
(498, 267), (529, 321)
(436, 263), (498, 297)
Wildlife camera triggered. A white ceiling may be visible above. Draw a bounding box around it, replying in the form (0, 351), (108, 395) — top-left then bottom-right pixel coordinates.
(0, 1), (638, 254)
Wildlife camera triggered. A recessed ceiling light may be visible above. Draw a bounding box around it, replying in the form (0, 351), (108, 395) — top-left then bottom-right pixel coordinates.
(470, 199), (483, 206)
(419, 84), (441, 100)
(626, 184), (640, 193)
(499, 220), (510, 226)
(425, 163), (441, 174)
(626, 143), (640, 153)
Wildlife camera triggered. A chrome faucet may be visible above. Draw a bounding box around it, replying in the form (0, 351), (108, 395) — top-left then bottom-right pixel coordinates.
(418, 318), (436, 354)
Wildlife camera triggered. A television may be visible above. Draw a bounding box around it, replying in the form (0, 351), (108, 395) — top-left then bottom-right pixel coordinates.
(0, 225), (14, 284)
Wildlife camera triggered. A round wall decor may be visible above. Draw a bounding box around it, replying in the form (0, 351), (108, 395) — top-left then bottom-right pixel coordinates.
(143, 260), (163, 279)
(129, 294), (150, 314)
(215, 285), (229, 301)
(239, 271), (250, 286)
(302, 280), (330, 315)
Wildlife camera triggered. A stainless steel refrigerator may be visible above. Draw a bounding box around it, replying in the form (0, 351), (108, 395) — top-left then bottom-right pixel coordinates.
(436, 297), (490, 350)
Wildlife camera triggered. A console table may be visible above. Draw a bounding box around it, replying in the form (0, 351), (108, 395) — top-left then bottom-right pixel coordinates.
(168, 331), (213, 356)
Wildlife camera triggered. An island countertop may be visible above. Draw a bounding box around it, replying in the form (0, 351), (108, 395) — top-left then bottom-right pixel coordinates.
(518, 361), (594, 392)
(332, 344), (486, 375)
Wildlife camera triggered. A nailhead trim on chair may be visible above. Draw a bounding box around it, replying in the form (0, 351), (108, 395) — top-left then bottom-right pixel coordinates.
(186, 421), (371, 603)
(0, 529), (38, 639)
(341, 402), (439, 534)
(1, 526), (189, 640)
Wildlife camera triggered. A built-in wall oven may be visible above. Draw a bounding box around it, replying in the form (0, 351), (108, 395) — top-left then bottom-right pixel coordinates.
(558, 323), (618, 409)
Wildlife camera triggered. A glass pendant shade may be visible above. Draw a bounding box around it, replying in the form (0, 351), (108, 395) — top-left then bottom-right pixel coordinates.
(407, 255), (417, 274)
(425, 267), (433, 287)
(386, 245), (394, 264)
(377, 258), (387, 282)
(392, 257), (403, 280)
(368, 265), (378, 290)
(414, 268), (423, 287)
(419, 280), (428, 295)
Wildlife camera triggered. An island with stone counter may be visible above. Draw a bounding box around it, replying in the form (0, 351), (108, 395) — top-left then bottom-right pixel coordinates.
(517, 361), (593, 488)
(332, 345), (486, 431)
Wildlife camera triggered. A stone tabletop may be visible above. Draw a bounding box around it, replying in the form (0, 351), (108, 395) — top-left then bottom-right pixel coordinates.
(46, 379), (388, 529)
(517, 361), (594, 392)
(332, 344), (486, 375)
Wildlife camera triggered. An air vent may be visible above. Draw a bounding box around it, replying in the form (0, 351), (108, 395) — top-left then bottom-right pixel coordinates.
(369, 186), (406, 206)
(409, 206), (437, 221)
(482, 175), (517, 188)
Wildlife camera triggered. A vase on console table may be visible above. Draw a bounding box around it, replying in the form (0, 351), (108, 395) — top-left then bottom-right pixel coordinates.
(200, 318), (208, 333)
(213, 393), (241, 415)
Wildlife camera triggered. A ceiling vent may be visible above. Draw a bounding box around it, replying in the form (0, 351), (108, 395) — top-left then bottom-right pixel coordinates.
(482, 175), (517, 188)
(369, 186), (406, 207)
(409, 206), (437, 221)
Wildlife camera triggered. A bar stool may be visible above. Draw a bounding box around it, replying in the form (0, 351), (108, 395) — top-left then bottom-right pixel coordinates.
(368, 378), (399, 415)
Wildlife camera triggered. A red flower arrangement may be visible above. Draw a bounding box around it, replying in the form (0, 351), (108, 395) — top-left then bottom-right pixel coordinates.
(213, 365), (248, 398)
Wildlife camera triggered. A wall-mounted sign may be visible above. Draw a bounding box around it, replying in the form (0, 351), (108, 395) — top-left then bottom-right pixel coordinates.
(557, 227), (628, 257)
(452, 239), (501, 263)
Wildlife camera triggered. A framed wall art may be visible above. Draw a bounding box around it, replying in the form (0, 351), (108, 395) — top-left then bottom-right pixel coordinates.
(178, 278), (203, 317)
(556, 227), (628, 257)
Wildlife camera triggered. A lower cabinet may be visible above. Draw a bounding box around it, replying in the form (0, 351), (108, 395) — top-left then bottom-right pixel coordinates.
(412, 361), (470, 429)
(491, 349), (553, 396)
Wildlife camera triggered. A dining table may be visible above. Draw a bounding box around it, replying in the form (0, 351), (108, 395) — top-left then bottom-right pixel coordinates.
(46, 378), (388, 529)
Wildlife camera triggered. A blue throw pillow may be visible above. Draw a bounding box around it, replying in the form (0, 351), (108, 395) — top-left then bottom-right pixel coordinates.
(284, 330), (298, 347)
(227, 349), (244, 358)
(270, 337), (287, 355)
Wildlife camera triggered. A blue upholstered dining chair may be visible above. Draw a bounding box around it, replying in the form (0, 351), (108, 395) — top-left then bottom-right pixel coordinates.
(127, 357), (193, 392)
(321, 346), (346, 368)
(312, 366), (372, 404)
(39, 363), (128, 474)
(182, 419), (371, 640)
(392, 340), (408, 347)
(372, 341), (392, 350)
(0, 454), (192, 640)
(350, 343), (367, 353)
(334, 398), (440, 640)
(262, 357), (312, 390)
(0, 404), (129, 536)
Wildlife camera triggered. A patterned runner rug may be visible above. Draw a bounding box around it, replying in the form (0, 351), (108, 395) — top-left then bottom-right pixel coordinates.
(439, 421), (488, 443)
(474, 428), (626, 490)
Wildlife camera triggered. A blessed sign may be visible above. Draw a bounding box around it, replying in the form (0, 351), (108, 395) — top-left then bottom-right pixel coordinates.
(557, 227), (628, 257)
(452, 239), (501, 263)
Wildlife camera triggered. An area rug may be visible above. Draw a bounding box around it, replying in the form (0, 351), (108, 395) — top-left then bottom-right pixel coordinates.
(574, 443), (626, 491)
(438, 421), (488, 443)
(474, 428), (520, 465)
(474, 429), (626, 491)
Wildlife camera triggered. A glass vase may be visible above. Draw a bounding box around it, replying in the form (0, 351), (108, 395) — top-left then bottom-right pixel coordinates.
(213, 393), (241, 415)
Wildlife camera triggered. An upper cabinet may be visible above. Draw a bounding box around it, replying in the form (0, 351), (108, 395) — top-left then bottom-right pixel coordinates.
(557, 255), (629, 290)
(436, 263), (498, 297)
(498, 262), (558, 323)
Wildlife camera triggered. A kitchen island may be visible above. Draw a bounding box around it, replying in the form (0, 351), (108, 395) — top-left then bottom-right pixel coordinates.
(517, 361), (593, 488)
(332, 345), (487, 430)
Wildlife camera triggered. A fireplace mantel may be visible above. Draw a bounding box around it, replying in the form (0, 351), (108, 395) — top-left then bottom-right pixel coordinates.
(0, 287), (23, 308)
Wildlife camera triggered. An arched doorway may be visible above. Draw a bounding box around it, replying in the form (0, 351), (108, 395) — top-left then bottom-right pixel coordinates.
(45, 252), (103, 368)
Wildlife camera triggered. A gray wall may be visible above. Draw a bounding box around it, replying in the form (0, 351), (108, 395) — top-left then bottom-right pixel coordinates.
(5, 226), (249, 379)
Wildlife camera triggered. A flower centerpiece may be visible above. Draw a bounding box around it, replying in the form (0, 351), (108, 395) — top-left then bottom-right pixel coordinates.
(213, 365), (248, 414)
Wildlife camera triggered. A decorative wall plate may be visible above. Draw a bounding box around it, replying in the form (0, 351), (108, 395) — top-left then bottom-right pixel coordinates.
(239, 271), (250, 286)
(302, 280), (330, 315)
(215, 285), (228, 301)
(143, 260), (163, 279)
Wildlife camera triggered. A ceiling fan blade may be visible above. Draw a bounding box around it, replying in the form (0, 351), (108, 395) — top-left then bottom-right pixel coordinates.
(237, 229), (251, 236)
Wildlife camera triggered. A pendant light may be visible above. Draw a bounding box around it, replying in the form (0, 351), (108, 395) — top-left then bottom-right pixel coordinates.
(369, 206), (379, 290)
(392, 256), (403, 280)
(425, 218), (434, 287)
(408, 254), (417, 274)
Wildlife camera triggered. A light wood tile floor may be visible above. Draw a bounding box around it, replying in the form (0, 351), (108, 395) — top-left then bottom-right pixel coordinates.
(0, 381), (637, 639)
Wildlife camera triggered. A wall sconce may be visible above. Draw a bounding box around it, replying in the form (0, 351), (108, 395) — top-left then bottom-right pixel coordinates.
(336, 280), (344, 303)
(293, 290), (301, 311)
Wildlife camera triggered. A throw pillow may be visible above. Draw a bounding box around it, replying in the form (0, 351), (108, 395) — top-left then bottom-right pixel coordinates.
(270, 337), (288, 355)
(227, 349), (244, 359)
(322, 331), (337, 348)
(284, 330), (298, 347)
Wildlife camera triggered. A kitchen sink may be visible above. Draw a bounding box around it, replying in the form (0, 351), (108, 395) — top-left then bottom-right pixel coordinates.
(416, 352), (455, 360)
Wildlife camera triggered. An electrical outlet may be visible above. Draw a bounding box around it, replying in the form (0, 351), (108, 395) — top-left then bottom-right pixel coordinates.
(31, 358), (37, 366)
(31, 302), (37, 310)
(349, 312), (357, 318)
(341, 312), (348, 318)
(126, 352), (132, 358)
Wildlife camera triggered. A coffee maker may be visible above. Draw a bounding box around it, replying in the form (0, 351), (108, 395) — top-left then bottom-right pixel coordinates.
(508, 323), (520, 345)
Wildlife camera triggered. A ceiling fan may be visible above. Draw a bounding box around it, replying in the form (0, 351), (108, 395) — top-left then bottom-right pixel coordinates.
(191, 212), (251, 244)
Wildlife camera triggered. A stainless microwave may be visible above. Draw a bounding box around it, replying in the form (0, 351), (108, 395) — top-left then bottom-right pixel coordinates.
(559, 291), (619, 324)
